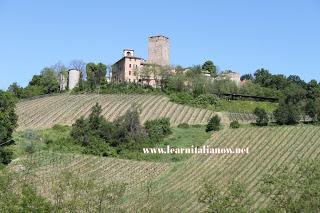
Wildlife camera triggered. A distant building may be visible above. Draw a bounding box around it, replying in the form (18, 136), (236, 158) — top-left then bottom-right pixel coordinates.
(111, 49), (146, 84)
(216, 70), (241, 86)
(59, 69), (80, 91)
(111, 35), (170, 87)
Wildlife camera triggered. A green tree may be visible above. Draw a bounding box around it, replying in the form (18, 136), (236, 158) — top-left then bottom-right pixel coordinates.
(24, 68), (59, 96)
(254, 68), (272, 87)
(273, 101), (301, 125)
(202, 60), (217, 77)
(306, 79), (320, 99)
(7, 82), (25, 99)
(287, 75), (306, 87)
(96, 63), (107, 86)
(86, 62), (98, 90)
(240, 74), (254, 81)
(305, 99), (319, 121)
(0, 91), (18, 145)
(40, 68), (59, 93)
(206, 115), (221, 132)
(86, 62), (107, 90)
(254, 107), (269, 126)
(113, 106), (146, 146)
(71, 116), (89, 146)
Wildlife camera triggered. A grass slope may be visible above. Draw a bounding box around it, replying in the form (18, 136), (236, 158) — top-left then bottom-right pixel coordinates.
(10, 125), (320, 212)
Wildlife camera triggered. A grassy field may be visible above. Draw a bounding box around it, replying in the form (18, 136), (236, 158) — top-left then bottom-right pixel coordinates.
(13, 126), (211, 163)
(16, 94), (223, 130)
(215, 99), (278, 113)
(10, 125), (320, 212)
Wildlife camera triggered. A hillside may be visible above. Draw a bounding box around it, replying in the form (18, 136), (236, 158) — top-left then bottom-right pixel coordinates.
(16, 94), (226, 130)
(121, 125), (320, 211)
(10, 125), (320, 212)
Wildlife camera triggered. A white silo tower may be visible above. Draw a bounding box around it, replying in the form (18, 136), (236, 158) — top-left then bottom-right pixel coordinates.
(68, 69), (80, 90)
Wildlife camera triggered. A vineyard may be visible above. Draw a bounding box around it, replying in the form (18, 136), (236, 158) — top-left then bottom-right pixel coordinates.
(10, 151), (171, 202)
(10, 125), (320, 212)
(16, 94), (225, 130)
(123, 125), (320, 211)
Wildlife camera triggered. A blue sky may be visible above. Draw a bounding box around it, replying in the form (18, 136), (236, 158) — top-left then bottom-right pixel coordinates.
(0, 0), (319, 89)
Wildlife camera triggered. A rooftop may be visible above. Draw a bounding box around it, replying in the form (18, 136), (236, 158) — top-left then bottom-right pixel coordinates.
(149, 35), (169, 40)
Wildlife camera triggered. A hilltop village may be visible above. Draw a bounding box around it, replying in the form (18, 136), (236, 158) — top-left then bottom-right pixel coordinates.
(58, 35), (241, 90)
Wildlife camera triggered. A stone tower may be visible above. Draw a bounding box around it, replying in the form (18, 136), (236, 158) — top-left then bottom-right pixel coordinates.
(148, 35), (170, 66)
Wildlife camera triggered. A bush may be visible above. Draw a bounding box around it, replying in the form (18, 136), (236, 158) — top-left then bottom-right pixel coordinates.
(191, 94), (219, 107)
(206, 115), (221, 132)
(145, 118), (172, 142)
(168, 92), (193, 105)
(82, 137), (116, 157)
(177, 123), (190, 128)
(25, 143), (36, 155)
(0, 147), (13, 165)
(254, 107), (269, 126)
(191, 124), (203, 128)
(52, 124), (69, 132)
(230, 121), (240, 129)
(113, 106), (147, 145)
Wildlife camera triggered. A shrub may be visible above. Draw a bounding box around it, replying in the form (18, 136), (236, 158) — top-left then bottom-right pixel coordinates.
(191, 124), (203, 128)
(168, 92), (193, 105)
(230, 121), (240, 129)
(71, 116), (90, 146)
(52, 124), (69, 132)
(82, 137), (116, 157)
(23, 130), (40, 141)
(254, 107), (269, 126)
(0, 147), (13, 165)
(191, 94), (219, 107)
(145, 118), (172, 142)
(177, 123), (190, 128)
(206, 115), (221, 132)
(25, 143), (36, 155)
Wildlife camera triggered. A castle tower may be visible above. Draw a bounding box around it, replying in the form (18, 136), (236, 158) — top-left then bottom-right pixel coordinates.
(148, 35), (169, 66)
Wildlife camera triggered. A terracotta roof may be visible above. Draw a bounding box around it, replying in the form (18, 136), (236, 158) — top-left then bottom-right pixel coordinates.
(113, 56), (145, 65)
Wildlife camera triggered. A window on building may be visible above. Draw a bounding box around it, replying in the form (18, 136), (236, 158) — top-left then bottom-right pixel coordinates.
(129, 64), (131, 68)
(127, 52), (131, 56)
(129, 71), (131, 75)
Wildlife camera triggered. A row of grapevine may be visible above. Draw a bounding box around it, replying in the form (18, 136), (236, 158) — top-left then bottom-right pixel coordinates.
(122, 126), (320, 212)
(16, 94), (218, 130)
(11, 150), (171, 201)
(226, 111), (314, 124)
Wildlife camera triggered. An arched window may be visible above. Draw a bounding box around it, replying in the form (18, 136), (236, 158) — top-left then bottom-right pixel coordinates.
(126, 52), (131, 56)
